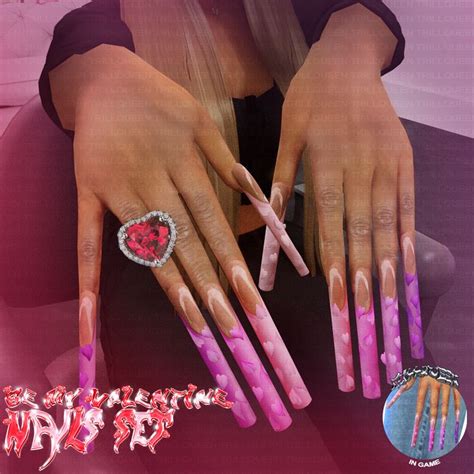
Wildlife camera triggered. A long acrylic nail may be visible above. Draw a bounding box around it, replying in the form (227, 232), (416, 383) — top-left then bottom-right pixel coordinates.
(439, 415), (447, 450)
(232, 164), (309, 277)
(79, 291), (97, 409)
(328, 267), (355, 392)
(411, 414), (420, 447)
(454, 409), (460, 443)
(258, 184), (289, 291)
(177, 287), (256, 428)
(231, 263), (311, 409)
(207, 287), (292, 431)
(402, 234), (424, 359)
(354, 271), (381, 399)
(379, 260), (402, 384)
(386, 387), (403, 408)
(428, 417), (436, 452)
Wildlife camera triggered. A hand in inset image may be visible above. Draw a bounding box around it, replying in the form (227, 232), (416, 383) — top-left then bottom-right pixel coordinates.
(384, 376), (466, 459)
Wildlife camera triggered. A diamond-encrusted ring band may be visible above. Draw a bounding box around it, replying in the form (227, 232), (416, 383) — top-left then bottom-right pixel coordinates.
(117, 210), (177, 267)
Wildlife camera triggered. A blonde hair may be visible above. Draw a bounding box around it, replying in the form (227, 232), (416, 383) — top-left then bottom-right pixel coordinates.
(120, 0), (319, 278)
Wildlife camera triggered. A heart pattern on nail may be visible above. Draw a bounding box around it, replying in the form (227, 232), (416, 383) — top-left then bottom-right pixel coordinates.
(216, 374), (228, 389)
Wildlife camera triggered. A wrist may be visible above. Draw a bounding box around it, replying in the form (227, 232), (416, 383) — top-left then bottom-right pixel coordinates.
(307, 4), (397, 79)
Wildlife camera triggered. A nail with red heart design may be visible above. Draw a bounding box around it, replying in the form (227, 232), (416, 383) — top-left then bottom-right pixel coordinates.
(232, 164), (309, 277)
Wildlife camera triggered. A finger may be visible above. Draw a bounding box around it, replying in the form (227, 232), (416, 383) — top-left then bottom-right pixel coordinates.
(386, 378), (416, 408)
(150, 259), (256, 428)
(313, 167), (355, 393)
(399, 155), (424, 359)
(140, 188), (292, 431)
(232, 164), (309, 277)
(169, 163), (311, 409)
(372, 166), (402, 384)
(257, 118), (306, 290)
(428, 380), (441, 451)
(412, 377), (428, 447)
(77, 192), (105, 407)
(439, 384), (451, 449)
(344, 170), (380, 399)
(453, 388), (461, 443)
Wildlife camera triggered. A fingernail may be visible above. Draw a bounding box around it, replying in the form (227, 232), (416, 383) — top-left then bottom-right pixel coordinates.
(411, 414), (420, 447)
(454, 409), (460, 443)
(258, 184), (289, 292)
(232, 164), (309, 277)
(231, 263), (311, 409)
(207, 287), (239, 337)
(439, 415), (447, 450)
(79, 292), (97, 408)
(379, 260), (402, 384)
(206, 285), (292, 431)
(328, 267), (355, 393)
(355, 270), (381, 399)
(177, 286), (206, 334)
(182, 320), (257, 428)
(402, 234), (424, 359)
(428, 417), (436, 452)
(79, 291), (96, 346)
(386, 387), (403, 408)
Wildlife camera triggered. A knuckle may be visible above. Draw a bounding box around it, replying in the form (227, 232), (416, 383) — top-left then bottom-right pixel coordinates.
(374, 207), (397, 231)
(348, 217), (371, 241)
(116, 200), (144, 223)
(79, 239), (99, 264)
(317, 186), (343, 213)
(192, 191), (214, 220)
(176, 221), (193, 248)
(400, 192), (415, 216)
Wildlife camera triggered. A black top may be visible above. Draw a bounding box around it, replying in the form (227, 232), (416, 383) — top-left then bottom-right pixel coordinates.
(38, 0), (405, 193)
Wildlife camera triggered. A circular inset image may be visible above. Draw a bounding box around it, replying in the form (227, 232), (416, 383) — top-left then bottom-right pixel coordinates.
(383, 373), (467, 460)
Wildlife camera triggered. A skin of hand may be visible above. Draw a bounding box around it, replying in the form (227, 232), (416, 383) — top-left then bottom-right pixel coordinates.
(271, 4), (415, 386)
(387, 376), (462, 450)
(49, 44), (274, 339)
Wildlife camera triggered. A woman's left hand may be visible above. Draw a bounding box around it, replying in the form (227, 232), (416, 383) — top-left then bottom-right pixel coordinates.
(262, 4), (422, 397)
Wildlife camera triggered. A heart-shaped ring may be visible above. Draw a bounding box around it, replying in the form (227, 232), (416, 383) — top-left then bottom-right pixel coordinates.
(117, 210), (177, 267)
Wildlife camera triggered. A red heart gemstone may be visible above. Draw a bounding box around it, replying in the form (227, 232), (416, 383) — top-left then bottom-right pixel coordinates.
(124, 216), (171, 262)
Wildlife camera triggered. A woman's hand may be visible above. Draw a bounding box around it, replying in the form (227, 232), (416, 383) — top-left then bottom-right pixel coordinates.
(261, 5), (423, 397)
(387, 377), (462, 450)
(49, 44), (311, 429)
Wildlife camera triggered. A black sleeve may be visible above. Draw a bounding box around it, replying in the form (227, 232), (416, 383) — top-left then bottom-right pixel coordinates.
(291, 0), (405, 75)
(38, 0), (134, 133)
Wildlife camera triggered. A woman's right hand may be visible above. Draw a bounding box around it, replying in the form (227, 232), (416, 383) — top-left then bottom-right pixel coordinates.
(49, 44), (311, 429)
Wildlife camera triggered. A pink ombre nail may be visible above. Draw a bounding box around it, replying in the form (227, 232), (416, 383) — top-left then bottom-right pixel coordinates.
(182, 320), (256, 428)
(439, 415), (447, 450)
(454, 409), (460, 443)
(232, 264), (311, 409)
(232, 165), (309, 277)
(355, 272), (380, 399)
(258, 185), (288, 292)
(78, 292), (96, 409)
(328, 268), (355, 392)
(402, 235), (424, 359)
(379, 260), (403, 384)
(411, 414), (420, 447)
(428, 417), (436, 452)
(207, 288), (292, 431)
